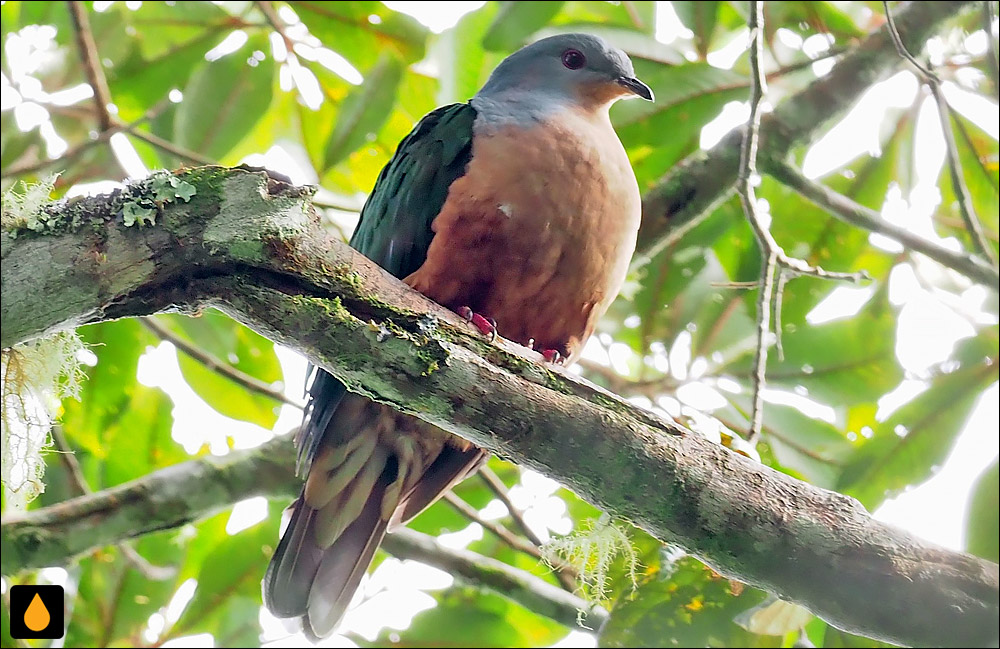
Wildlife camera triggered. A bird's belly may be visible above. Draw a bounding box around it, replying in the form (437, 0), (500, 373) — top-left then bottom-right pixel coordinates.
(405, 116), (640, 360)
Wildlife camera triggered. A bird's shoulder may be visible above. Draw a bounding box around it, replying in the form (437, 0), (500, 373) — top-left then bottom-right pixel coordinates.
(348, 102), (477, 279)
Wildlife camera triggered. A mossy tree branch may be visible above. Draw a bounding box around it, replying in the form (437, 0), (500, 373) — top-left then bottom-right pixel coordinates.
(1, 167), (997, 647)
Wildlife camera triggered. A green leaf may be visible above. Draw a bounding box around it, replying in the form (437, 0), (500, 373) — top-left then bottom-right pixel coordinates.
(319, 67), (438, 194)
(291, 1), (428, 69)
(323, 54), (405, 171)
(101, 384), (186, 487)
(613, 62), (747, 189)
(437, 3), (504, 104)
(940, 110), (999, 250)
(482, 2), (565, 51)
(761, 1), (865, 46)
(605, 199), (745, 357)
(1, 111), (44, 170)
(60, 319), (157, 460)
(965, 460), (999, 562)
(158, 311), (283, 429)
(109, 29), (222, 121)
(169, 517), (278, 640)
(729, 288), (902, 406)
(839, 331), (999, 509)
(552, 2), (658, 34)
(121, 1), (230, 60)
(387, 587), (566, 647)
(722, 401), (855, 490)
(600, 557), (778, 647)
(66, 534), (186, 647)
(174, 34), (275, 161)
(673, 2), (720, 58)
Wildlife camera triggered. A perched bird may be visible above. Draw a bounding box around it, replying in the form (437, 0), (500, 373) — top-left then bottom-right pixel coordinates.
(263, 32), (652, 638)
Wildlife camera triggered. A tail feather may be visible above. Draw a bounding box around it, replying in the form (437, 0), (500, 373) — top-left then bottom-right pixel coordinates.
(264, 471), (392, 638)
(262, 499), (323, 618)
(394, 446), (487, 526)
(306, 479), (390, 638)
(266, 392), (487, 638)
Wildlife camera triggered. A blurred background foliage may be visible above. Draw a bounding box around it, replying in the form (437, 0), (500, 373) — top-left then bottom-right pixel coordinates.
(1, 1), (998, 647)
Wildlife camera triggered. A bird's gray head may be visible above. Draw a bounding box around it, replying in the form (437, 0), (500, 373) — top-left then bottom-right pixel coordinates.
(476, 33), (654, 109)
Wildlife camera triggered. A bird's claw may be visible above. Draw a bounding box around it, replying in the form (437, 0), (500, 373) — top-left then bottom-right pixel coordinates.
(457, 306), (498, 342)
(541, 349), (563, 364)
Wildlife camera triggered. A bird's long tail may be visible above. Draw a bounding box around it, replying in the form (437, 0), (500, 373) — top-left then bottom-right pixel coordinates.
(263, 452), (394, 639)
(263, 395), (484, 638)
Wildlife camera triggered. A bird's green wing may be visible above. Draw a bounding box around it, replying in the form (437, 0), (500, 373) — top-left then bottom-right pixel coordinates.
(349, 102), (477, 277)
(297, 102), (476, 469)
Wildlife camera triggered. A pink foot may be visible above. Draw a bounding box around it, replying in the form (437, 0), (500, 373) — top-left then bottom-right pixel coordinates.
(457, 306), (497, 341)
(540, 349), (563, 364)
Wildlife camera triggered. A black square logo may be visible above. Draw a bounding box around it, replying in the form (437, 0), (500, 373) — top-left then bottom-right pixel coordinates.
(9, 585), (65, 639)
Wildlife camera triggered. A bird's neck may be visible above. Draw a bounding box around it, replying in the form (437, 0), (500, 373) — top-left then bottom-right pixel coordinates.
(470, 89), (611, 132)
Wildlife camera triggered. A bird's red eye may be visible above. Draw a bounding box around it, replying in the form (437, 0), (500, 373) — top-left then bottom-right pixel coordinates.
(561, 49), (586, 70)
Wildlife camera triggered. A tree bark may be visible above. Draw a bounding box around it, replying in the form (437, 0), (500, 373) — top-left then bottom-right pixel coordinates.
(1, 167), (996, 647)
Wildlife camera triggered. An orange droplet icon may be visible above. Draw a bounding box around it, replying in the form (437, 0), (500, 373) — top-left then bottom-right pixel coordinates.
(24, 593), (50, 632)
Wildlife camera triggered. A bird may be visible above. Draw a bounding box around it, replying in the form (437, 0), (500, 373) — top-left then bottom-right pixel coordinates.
(263, 32), (653, 639)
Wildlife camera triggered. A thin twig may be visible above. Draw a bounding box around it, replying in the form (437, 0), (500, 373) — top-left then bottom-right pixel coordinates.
(49, 425), (177, 580)
(477, 466), (546, 548)
(928, 81), (997, 265)
(766, 159), (999, 289)
(746, 255), (776, 447)
(67, 1), (114, 132)
(883, 0), (997, 266)
(2, 126), (121, 178)
(576, 361), (681, 401)
(442, 492), (580, 591)
(739, 1), (773, 447)
(313, 196), (362, 213)
(141, 317), (303, 409)
(50, 424), (91, 496)
(621, 1), (644, 30)
(257, 0), (295, 52)
(985, 0), (1000, 99)
(882, 0), (938, 78)
(773, 269), (788, 362)
(442, 492), (545, 561)
(1, 101), (170, 179)
(125, 127), (216, 166)
(738, 2), (869, 446)
(385, 528), (608, 629)
(710, 280), (760, 289)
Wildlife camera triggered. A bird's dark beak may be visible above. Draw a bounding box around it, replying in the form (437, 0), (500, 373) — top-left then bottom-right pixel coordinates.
(617, 76), (654, 101)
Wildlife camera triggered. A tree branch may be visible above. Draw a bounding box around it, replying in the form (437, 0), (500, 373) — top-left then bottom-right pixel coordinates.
(1, 167), (996, 647)
(478, 465), (547, 548)
(0, 436), (606, 630)
(383, 529), (605, 629)
(883, 0), (997, 266)
(49, 424), (177, 581)
(125, 127), (216, 167)
(634, 0), (976, 269)
(67, 1), (114, 133)
(766, 158), (1000, 288)
(140, 316), (303, 409)
(442, 491), (580, 591)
